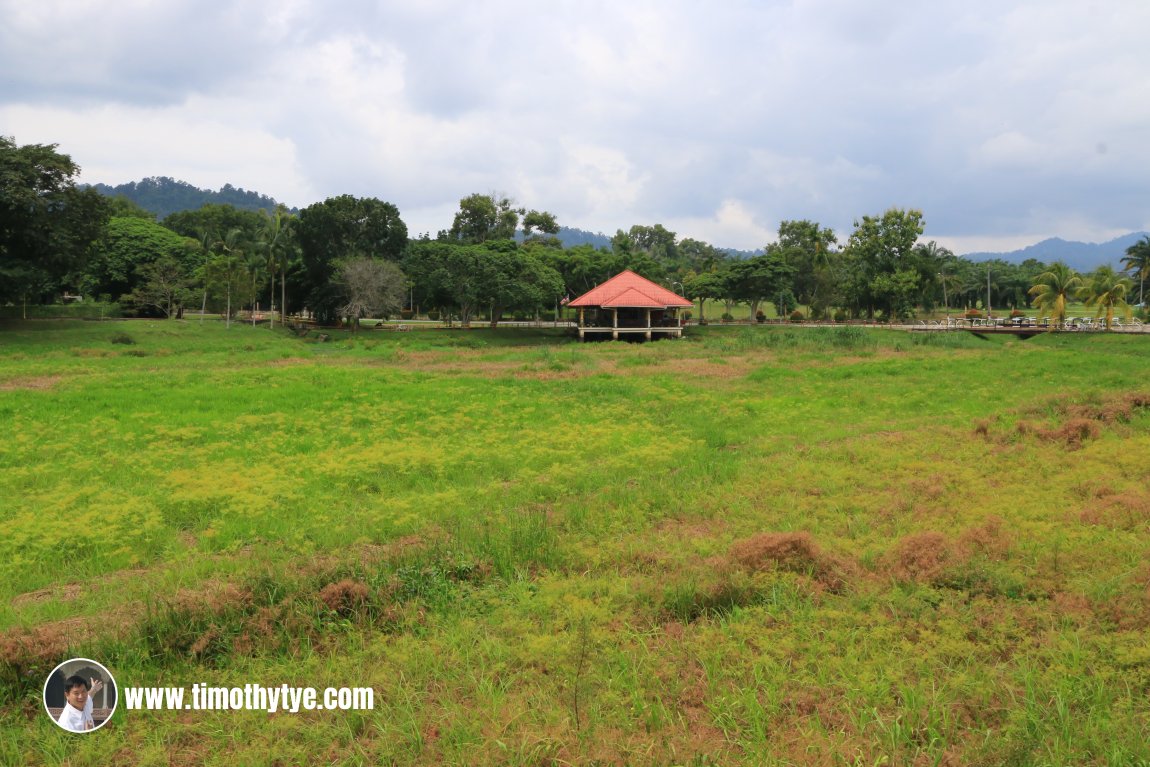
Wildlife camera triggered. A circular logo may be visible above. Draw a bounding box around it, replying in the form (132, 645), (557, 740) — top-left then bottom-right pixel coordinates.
(43, 658), (117, 733)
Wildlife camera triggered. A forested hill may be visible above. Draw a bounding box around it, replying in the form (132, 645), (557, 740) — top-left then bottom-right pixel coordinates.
(91, 177), (294, 219)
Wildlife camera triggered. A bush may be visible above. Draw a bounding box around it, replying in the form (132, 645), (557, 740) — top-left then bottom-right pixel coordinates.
(1010, 308), (1025, 318)
(427, 310), (440, 321)
(539, 311), (555, 322)
(755, 310), (766, 323)
(788, 310), (804, 323)
(721, 312), (734, 323)
(833, 309), (848, 323)
(110, 332), (135, 345)
(964, 308), (984, 319)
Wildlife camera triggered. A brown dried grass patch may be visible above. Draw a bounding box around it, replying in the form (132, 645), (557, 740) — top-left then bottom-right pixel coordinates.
(957, 515), (1013, 560)
(990, 391), (1150, 449)
(729, 531), (859, 591)
(265, 356), (313, 367)
(1079, 492), (1150, 530)
(0, 625), (71, 680)
(318, 579), (371, 616)
(173, 581), (253, 616)
(11, 582), (84, 607)
(0, 375), (63, 391)
(656, 356), (757, 380)
(886, 531), (954, 582)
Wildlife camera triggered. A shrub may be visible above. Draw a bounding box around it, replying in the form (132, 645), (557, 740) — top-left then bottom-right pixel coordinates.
(427, 310), (440, 321)
(755, 310), (766, 323)
(964, 308), (983, 319)
(1010, 308), (1025, 318)
(721, 312), (734, 323)
(110, 332), (135, 345)
(400, 309), (414, 320)
(833, 309), (848, 323)
(788, 310), (804, 323)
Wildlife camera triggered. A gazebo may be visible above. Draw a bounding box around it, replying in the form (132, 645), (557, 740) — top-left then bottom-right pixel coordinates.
(566, 270), (693, 341)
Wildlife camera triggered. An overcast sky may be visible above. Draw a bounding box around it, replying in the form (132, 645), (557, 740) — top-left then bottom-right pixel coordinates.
(3, 0), (1148, 253)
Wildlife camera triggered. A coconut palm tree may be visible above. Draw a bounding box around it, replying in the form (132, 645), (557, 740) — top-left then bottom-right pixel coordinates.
(1078, 266), (1133, 330)
(1028, 262), (1081, 329)
(1120, 235), (1150, 308)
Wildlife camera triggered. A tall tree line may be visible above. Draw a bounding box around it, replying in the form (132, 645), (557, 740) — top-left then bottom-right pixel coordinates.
(3, 137), (1143, 326)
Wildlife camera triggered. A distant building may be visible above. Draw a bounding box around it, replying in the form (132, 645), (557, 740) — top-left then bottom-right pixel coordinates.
(566, 270), (692, 341)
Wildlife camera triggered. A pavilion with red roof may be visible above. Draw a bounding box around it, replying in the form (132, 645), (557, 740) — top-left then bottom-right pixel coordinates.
(565, 270), (693, 341)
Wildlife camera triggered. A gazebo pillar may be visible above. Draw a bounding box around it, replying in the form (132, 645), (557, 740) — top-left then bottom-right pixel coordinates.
(645, 308), (652, 340)
(612, 308), (618, 341)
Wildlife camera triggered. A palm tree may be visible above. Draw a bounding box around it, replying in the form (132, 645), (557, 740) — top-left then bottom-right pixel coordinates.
(209, 227), (246, 329)
(1120, 235), (1150, 308)
(254, 207), (295, 327)
(1028, 262), (1081, 329)
(1078, 266), (1133, 330)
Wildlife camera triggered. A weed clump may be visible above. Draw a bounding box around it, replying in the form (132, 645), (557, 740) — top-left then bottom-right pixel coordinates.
(887, 531), (953, 582)
(318, 579), (371, 617)
(109, 332), (135, 345)
(1079, 491), (1150, 530)
(729, 531), (856, 592)
(731, 531), (822, 573)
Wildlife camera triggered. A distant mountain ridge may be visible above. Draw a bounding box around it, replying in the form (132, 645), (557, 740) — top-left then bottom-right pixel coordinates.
(963, 233), (1149, 272)
(91, 177), (294, 219)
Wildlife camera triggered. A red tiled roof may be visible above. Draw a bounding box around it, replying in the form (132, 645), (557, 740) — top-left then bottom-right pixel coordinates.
(567, 270), (692, 308)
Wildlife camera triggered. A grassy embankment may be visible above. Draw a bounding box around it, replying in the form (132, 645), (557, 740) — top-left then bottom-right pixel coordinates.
(1, 319), (1149, 765)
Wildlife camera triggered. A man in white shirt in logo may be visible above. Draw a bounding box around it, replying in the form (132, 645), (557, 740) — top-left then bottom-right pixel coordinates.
(57, 676), (101, 732)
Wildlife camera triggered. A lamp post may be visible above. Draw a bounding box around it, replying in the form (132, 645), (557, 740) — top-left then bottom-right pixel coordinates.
(986, 263), (992, 319)
(938, 271), (949, 319)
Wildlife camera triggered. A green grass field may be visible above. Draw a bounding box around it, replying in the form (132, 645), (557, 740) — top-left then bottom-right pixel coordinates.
(2, 319), (1149, 765)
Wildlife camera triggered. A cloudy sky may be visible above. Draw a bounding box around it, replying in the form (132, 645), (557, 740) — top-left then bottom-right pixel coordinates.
(3, 0), (1148, 253)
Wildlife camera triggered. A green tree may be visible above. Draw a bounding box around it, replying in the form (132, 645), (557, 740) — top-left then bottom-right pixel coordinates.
(767, 220), (838, 314)
(446, 193), (520, 243)
(0, 137), (109, 305)
(683, 270), (728, 324)
(521, 210), (560, 243)
(843, 208), (925, 318)
(404, 241), (563, 328)
(296, 196), (407, 322)
(614, 224), (679, 273)
(1121, 235), (1150, 308)
(127, 256), (193, 318)
(678, 238), (727, 274)
(1028, 262), (1082, 328)
(726, 252), (795, 318)
(83, 216), (201, 302)
(1077, 266), (1133, 330)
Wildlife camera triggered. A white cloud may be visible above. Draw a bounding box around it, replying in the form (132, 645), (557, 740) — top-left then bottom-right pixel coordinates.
(2, 0), (1149, 252)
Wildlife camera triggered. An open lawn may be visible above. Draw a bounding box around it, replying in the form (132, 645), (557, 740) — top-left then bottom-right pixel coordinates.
(2, 320), (1149, 765)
